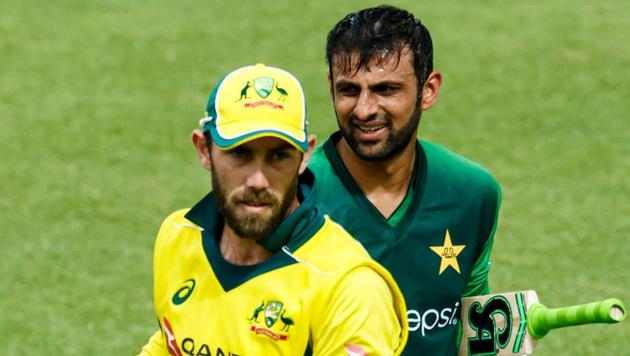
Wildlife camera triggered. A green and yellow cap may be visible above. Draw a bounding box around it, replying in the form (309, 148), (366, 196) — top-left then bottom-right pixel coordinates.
(199, 64), (308, 151)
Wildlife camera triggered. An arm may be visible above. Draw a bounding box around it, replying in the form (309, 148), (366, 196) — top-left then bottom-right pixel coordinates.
(138, 330), (168, 356)
(310, 266), (407, 355)
(138, 212), (187, 356)
(462, 183), (502, 297)
(462, 233), (494, 297)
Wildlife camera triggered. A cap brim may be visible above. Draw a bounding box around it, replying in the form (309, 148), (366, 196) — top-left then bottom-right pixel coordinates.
(210, 122), (308, 152)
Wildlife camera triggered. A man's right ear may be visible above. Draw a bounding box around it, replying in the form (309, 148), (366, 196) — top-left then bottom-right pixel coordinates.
(192, 129), (212, 171)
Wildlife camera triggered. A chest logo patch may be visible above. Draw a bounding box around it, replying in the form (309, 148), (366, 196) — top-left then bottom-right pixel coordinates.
(172, 279), (195, 305)
(248, 300), (293, 341)
(430, 230), (466, 275)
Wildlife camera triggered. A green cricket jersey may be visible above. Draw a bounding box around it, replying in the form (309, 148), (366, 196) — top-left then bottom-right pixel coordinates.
(309, 132), (501, 355)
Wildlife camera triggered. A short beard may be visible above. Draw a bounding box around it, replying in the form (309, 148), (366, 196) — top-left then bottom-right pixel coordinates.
(212, 169), (298, 241)
(338, 105), (421, 161)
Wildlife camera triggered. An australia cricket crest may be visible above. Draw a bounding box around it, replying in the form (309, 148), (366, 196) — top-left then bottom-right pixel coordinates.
(264, 300), (284, 327)
(248, 300), (294, 341)
(253, 77), (274, 98)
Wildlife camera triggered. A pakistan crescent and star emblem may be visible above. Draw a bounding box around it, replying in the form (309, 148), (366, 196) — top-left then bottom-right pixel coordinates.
(430, 230), (466, 275)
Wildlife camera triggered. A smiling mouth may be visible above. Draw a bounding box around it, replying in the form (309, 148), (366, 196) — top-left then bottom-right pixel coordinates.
(356, 124), (384, 132)
(352, 120), (388, 135)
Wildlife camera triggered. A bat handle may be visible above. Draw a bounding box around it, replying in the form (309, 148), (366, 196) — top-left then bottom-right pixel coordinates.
(527, 298), (626, 339)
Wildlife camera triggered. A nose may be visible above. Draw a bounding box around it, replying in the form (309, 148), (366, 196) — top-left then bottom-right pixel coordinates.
(353, 90), (378, 121)
(245, 163), (271, 190)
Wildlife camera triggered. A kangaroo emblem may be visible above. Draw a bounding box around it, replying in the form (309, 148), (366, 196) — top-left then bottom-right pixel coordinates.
(237, 81), (252, 101)
(249, 301), (265, 322)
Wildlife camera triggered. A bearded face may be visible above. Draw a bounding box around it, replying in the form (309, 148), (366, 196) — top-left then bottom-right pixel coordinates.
(207, 137), (303, 241)
(212, 170), (298, 241)
(330, 50), (422, 161)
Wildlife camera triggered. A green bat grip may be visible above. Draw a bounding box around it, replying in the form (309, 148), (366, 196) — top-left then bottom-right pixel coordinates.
(527, 298), (626, 339)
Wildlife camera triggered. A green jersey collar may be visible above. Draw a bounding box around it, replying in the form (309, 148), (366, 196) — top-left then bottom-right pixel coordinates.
(322, 131), (426, 231)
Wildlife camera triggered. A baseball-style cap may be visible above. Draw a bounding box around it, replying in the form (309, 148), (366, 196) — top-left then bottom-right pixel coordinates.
(199, 64), (308, 152)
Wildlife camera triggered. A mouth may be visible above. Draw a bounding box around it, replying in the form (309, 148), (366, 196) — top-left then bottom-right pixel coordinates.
(355, 123), (385, 133)
(352, 121), (387, 139)
(238, 199), (273, 213)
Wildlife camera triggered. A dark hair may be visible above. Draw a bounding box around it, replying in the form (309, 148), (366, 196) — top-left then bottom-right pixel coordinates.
(326, 5), (433, 88)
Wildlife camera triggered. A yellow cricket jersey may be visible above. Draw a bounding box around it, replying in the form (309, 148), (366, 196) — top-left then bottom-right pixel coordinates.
(139, 172), (408, 356)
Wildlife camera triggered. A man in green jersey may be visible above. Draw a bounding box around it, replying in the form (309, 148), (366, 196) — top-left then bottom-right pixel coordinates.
(308, 6), (501, 355)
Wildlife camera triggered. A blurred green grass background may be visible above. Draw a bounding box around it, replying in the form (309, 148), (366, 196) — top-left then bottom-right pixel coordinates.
(1, 0), (628, 354)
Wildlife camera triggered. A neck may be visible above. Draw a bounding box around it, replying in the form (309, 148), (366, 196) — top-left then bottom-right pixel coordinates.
(336, 137), (416, 218)
(219, 225), (273, 265)
(219, 198), (300, 265)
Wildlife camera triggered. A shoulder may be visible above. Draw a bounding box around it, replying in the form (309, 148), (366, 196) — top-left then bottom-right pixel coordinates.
(308, 139), (354, 207)
(294, 217), (373, 269)
(156, 208), (195, 235)
(310, 141), (328, 160)
(421, 140), (501, 197)
(158, 208), (192, 227)
(308, 141), (334, 173)
(294, 217), (401, 292)
(154, 208), (200, 251)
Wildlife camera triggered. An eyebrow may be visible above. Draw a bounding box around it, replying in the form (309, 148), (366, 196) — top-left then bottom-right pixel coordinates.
(255, 141), (296, 151)
(335, 79), (404, 90)
(271, 142), (294, 150)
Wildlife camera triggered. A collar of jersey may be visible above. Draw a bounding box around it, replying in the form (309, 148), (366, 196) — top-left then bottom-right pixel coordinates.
(322, 131), (427, 233)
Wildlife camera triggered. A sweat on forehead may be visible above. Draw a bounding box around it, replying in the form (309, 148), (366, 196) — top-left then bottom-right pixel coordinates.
(330, 46), (410, 76)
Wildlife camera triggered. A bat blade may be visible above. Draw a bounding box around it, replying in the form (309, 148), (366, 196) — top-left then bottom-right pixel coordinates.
(459, 290), (539, 356)
(458, 291), (626, 356)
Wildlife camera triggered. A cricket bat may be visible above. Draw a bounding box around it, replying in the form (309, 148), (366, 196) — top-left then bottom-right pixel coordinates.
(458, 290), (626, 355)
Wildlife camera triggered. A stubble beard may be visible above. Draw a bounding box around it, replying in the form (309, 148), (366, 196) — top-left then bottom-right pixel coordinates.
(338, 105), (421, 161)
(212, 171), (298, 241)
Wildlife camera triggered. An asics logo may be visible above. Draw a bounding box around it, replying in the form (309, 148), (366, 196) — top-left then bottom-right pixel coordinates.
(172, 279), (196, 305)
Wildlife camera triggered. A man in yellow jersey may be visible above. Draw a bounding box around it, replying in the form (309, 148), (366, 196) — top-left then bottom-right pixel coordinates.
(139, 64), (407, 355)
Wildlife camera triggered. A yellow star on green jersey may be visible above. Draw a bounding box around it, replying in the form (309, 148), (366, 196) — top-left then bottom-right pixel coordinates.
(430, 230), (466, 275)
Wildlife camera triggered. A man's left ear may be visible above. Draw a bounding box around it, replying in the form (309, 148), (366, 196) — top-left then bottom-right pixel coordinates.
(420, 71), (442, 111)
(298, 134), (317, 174)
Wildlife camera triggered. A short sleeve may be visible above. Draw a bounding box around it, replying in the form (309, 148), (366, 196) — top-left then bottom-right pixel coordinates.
(310, 266), (406, 355)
